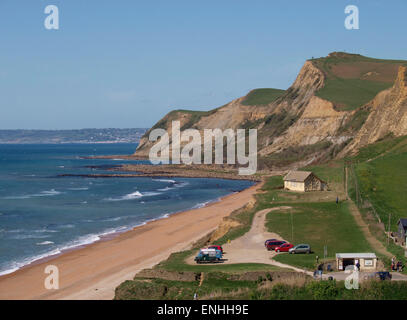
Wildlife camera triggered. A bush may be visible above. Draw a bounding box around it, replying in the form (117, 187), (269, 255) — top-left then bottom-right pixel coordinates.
(306, 280), (340, 300)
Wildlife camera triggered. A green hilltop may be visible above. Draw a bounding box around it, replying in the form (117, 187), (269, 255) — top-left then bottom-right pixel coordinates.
(311, 52), (407, 110)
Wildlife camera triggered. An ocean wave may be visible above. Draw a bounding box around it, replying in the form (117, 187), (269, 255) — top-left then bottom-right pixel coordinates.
(8, 234), (51, 240)
(67, 187), (89, 191)
(36, 241), (54, 246)
(191, 198), (220, 209)
(0, 248), (62, 276)
(101, 216), (129, 222)
(55, 224), (75, 229)
(33, 228), (59, 233)
(2, 189), (63, 200)
(175, 182), (189, 188)
(154, 179), (176, 184)
(104, 190), (161, 201)
(157, 186), (173, 192)
(155, 180), (188, 192)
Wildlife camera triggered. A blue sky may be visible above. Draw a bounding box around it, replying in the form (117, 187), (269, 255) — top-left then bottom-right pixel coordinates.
(0, 0), (406, 129)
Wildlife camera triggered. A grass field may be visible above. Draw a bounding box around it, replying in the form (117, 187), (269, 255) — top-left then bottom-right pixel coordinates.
(316, 78), (392, 111)
(241, 88), (286, 106)
(266, 202), (373, 269)
(348, 135), (407, 231)
(311, 52), (406, 111)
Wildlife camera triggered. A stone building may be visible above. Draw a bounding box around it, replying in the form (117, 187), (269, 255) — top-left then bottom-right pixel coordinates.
(283, 171), (327, 192)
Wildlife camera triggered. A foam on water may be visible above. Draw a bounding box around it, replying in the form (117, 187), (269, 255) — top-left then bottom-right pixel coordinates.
(105, 190), (162, 201)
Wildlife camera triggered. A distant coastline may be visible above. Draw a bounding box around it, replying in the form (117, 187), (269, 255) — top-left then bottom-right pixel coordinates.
(0, 128), (147, 144)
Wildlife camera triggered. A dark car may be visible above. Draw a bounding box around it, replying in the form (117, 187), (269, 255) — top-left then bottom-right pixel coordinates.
(365, 271), (392, 281)
(264, 239), (277, 247)
(266, 240), (286, 251)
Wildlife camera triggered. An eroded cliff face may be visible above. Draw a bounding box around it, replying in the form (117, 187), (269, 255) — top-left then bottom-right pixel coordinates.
(340, 66), (407, 156)
(259, 96), (349, 156)
(134, 56), (407, 168)
(274, 61), (326, 114)
(135, 60), (342, 159)
(134, 97), (275, 158)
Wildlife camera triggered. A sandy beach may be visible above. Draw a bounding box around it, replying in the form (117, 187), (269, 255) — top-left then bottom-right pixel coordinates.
(0, 181), (261, 300)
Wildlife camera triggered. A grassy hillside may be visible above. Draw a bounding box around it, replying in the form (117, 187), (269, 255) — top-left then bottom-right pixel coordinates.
(311, 52), (406, 110)
(241, 88), (286, 106)
(349, 135), (407, 230)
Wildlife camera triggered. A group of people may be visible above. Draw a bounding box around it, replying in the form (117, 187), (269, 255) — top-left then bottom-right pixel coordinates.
(391, 256), (404, 272)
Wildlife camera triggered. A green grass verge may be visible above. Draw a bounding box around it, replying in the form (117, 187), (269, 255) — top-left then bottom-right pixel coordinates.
(115, 277), (407, 300)
(316, 78), (392, 111)
(241, 88), (286, 106)
(156, 249), (282, 273)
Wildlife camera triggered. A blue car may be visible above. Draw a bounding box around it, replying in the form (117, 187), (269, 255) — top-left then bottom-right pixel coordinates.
(194, 249), (222, 263)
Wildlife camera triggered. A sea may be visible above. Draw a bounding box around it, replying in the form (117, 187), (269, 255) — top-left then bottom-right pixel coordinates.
(0, 143), (254, 276)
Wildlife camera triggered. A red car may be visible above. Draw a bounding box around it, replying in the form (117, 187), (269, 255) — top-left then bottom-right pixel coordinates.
(275, 243), (294, 252)
(208, 245), (223, 253)
(266, 240), (286, 251)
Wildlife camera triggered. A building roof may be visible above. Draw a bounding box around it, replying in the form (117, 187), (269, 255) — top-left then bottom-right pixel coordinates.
(283, 171), (313, 182)
(336, 253), (377, 259)
(398, 219), (407, 229)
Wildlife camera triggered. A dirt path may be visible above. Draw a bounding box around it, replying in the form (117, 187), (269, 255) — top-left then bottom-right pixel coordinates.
(220, 207), (288, 265)
(347, 200), (393, 259)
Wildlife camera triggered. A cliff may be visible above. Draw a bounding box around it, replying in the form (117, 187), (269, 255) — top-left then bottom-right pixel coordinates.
(134, 53), (407, 168)
(340, 66), (407, 155)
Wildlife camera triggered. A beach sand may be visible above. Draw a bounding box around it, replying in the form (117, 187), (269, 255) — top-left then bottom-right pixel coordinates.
(0, 182), (261, 300)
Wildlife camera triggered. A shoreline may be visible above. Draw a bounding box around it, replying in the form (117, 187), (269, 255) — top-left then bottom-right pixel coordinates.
(0, 180), (262, 300)
(0, 189), (234, 278)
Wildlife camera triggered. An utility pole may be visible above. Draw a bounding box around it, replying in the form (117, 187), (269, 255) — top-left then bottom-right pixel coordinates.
(291, 210), (294, 243)
(388, 213), (391, 246)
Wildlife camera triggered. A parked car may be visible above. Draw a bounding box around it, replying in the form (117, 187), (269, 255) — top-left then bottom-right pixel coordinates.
(275, 243), (294, 252)
(208, 245), (223, 253)
(194, 248), (222, 263)
(264, 239), (277, 247)
(289, 244), (311, 254)
(364, 271), (392, 281)
(266, 240), (286, 251)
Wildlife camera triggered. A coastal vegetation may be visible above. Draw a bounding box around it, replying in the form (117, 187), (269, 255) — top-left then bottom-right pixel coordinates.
(115, 274), (407, 300)
(241, 88), (286, 106)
